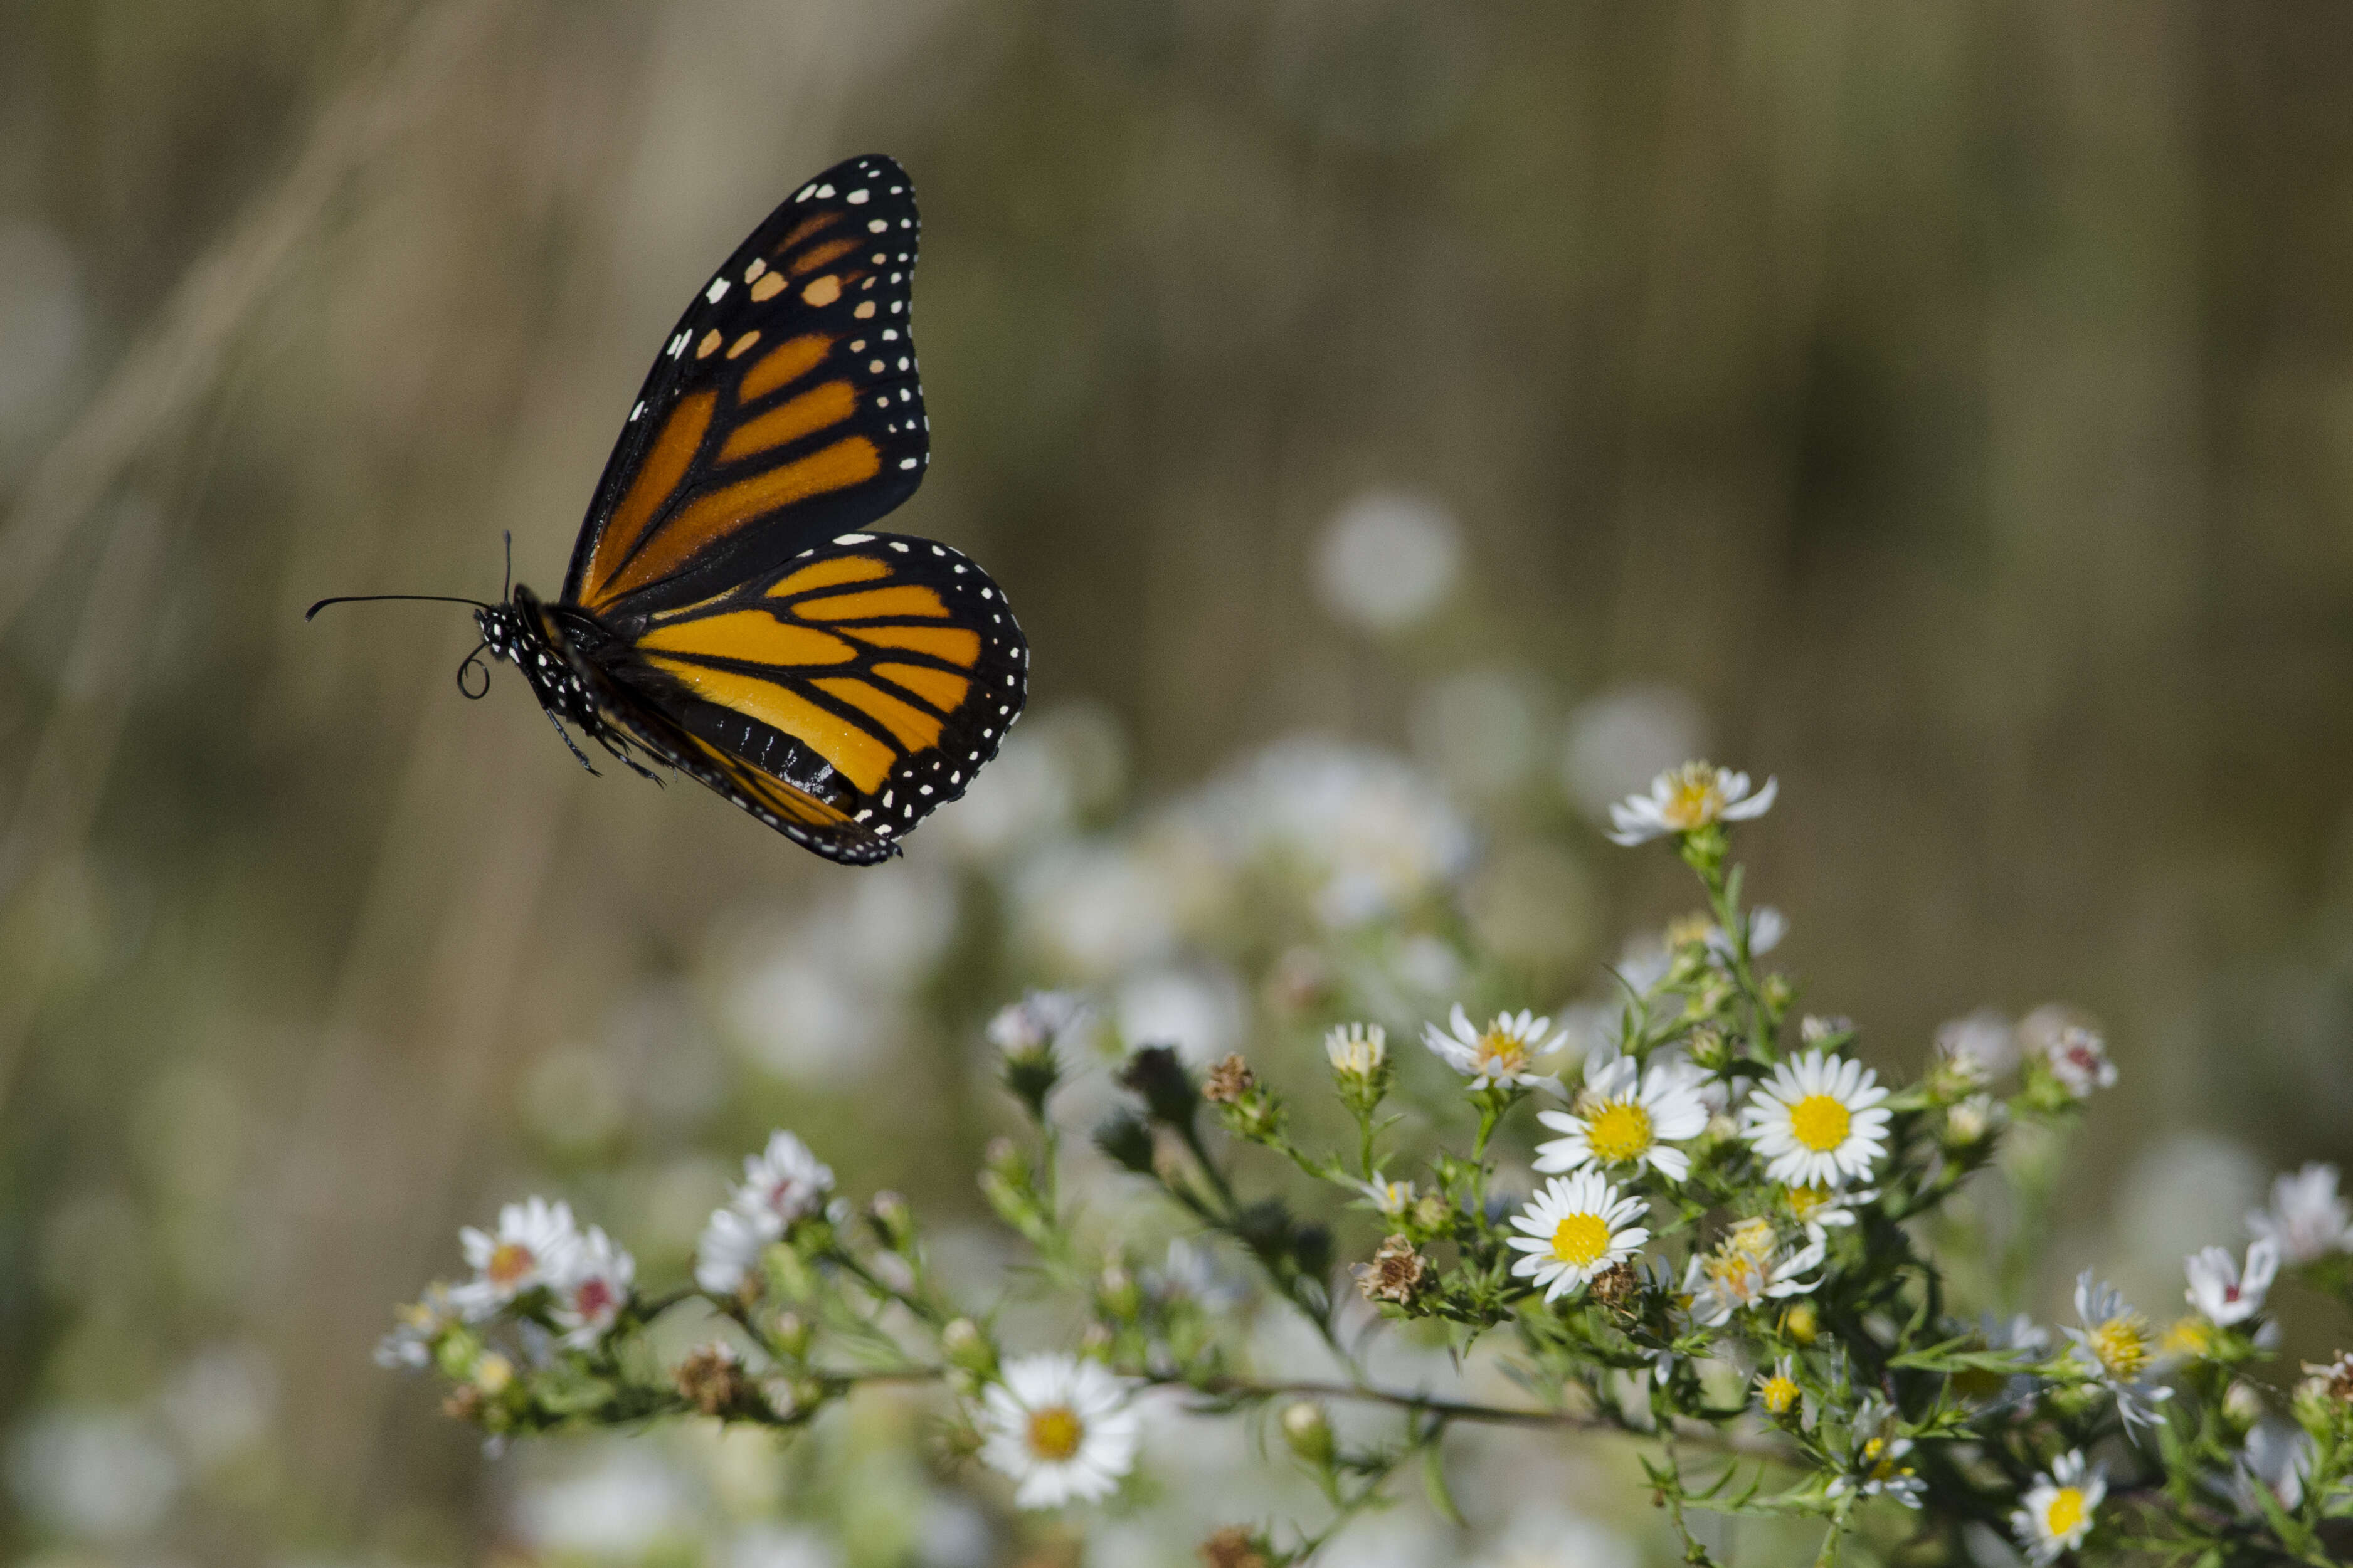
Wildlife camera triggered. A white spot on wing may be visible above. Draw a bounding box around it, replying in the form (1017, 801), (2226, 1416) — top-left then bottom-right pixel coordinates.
(847, 189), (870, 204)
(706, 278), (730, 303)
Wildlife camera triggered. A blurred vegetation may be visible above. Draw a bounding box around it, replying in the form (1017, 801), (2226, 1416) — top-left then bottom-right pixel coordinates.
(3, 1), (2353, 1563)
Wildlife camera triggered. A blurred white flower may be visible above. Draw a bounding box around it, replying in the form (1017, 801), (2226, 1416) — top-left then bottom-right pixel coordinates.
(729, 1524), (841, 1568)
(695, 1206), (773, 1296)
(1506, 1172), (1649, 1302)
(7, 1409), (179, 1541)
(1534, 1044), (1708, 1182)
(1410, 668), (1544, 799)
(1558, 686), (1708, 824)
(987, 990), (1087, 1058)
(2236, 1418), (2315, 1513)
(453, 1197), (581, 1318)
(1705, 905), (1786, 958)
(2248, 1162), (2353, 1263)
(1324, 1022), (1387, 1078)
(376, 1284), (462, 1369)
(2065, 1272), (2171, 1434)
(1684, 1218), (1822, 1325)
(2184, 1239), (2278, 1327)
(554, 1226), (637, 1349)
(733, 1131), (836, 1228)
(2010, 1449), (2103, 1565)
(1607, 762), (1776, 846)
(513, 1444), (687, 1554)
(1935, 1008), (2019, 1081)
(978, 1353), (1140, 1508)
(1479, 1505), (1638, 1568)
(2038, 1021), (2115, 1099)
(1013, 843), (1177, 978)
(1187, 740), (1473, 929)
(1422, 1004), (1567, 1090)
(160, 1344), (276, 1465)
(1353, 1177), (1416, 1218)
(1740, 1051), (1891, 1187)
(1313, 489), (1461, 633)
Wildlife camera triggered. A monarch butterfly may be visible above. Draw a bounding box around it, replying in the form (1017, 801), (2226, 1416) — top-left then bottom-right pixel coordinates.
(310, 155), (1027, 864)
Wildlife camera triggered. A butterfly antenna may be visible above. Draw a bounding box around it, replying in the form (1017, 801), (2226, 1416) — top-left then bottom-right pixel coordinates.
(502, 531), (513, 602)
(455, 639), (492, 699)
(304, 592), (494, 620)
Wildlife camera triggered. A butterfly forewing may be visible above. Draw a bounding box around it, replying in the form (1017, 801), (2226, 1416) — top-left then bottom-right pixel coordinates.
(597, 531), (1027, 858)
(562, 154), (930, 620)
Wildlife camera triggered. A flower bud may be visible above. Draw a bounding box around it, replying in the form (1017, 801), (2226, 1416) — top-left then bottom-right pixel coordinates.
(1099, 1260), (1142, 1321)
(1780, 1303), (1819, 1346)
(1942, 1094), (2003, 1149)
(1279, 1400), (1334, 1467)
(2223, 1379), (2266, 1430)
(771, 1310), (812, 1360)
(1117, 1044), (1201, 1129)
(941, 1317), (997, 1378)
(865, 1190), (914, 1251)
(1093, 1112), (1159, 1176)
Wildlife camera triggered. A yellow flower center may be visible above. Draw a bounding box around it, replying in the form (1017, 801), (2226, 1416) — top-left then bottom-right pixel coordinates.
(1788, 1094), (1852, 1153)
(1027, 1404), (1085, 1462)
(1723, 1218), (1777, 1263)
(487, 1241), (536, 1288)
(1476, 1032), (1530, 1076)
(1759, 1375), (1799, 1415)
(1550, 1212), (1612, 1267)
(1659, 763), (1726, 830)
(2162, 1316), (2214, 1360)
(1664, 913), (1715, 947)
(2092, 1314), (2151, 1379)
(1781, 1303), (1819, 1344)
(1862, 1438), (1905, 1481)
(1585, 1101), (1654, 1162)
(1787, 1185), (1832, 1219)
(2045, 1486), (2086, 1537)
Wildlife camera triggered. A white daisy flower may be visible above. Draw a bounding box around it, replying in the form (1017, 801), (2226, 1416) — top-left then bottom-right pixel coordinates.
(2236, 1419), (2315, 1513)
(2184, 1239), (2277, 1327)
(1607, 761), (1777, 846)
(1828, 1398), (1923, 1510)
(1324, 1021), (1387, 1078)
(1534, 1045), (1710, 1182)
(2063, 1271), (2172, 1434)
(1352, 1177), (1416, 1218)
(1505, 1172), (1650, 1303)
(452, 1197), (581, 1319)
(978, 1353), (1141, 1508)
(694, 1206), (775, 1296)
(2011, 1450), (2104, 1565)
(1740, 1051), (1892, 1188)
(1785, 1181), (1877, 1242)
(1683, 1218), (1823, 1326)
(2039, 1023), (2115, 1099)
(1421, 1005), (1567, 1091)
(2248, 1162), (2353, 1264)
(1705, 905), (1787, 959)
(731, 1130), (836, 1228)
(375, 1283), (462, 1369)
(1754, 1355), (1802, 1419)
(551, 1225), (635, 1349)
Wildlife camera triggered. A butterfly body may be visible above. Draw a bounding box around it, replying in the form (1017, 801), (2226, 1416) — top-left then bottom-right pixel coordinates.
(399, 154), (1027, 864)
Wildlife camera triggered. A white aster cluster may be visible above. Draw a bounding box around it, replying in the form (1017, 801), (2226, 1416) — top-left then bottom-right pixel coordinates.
(448, 1197), (637, 1349)
(694, 1131), (838, 1295)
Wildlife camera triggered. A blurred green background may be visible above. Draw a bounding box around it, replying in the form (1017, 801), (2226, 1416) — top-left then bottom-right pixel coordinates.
(4, 1), (2353, 1564)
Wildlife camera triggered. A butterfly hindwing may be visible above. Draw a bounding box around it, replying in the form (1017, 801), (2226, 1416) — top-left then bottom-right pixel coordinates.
(599, 531), (1027, 857)
(561, 154), (930, 620)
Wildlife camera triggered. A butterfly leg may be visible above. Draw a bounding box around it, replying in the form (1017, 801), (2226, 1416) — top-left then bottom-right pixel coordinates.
(595, 728), (666, 786)
(544, 710), (602, 776)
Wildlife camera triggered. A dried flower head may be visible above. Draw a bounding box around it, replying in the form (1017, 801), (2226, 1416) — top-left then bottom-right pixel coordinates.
(675, 1343), (754, 1418)
(1200, 1525), (1269, 1568)
(1203, 1054), (1257, 1105)
(1353, 1234), (1429, 1305)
